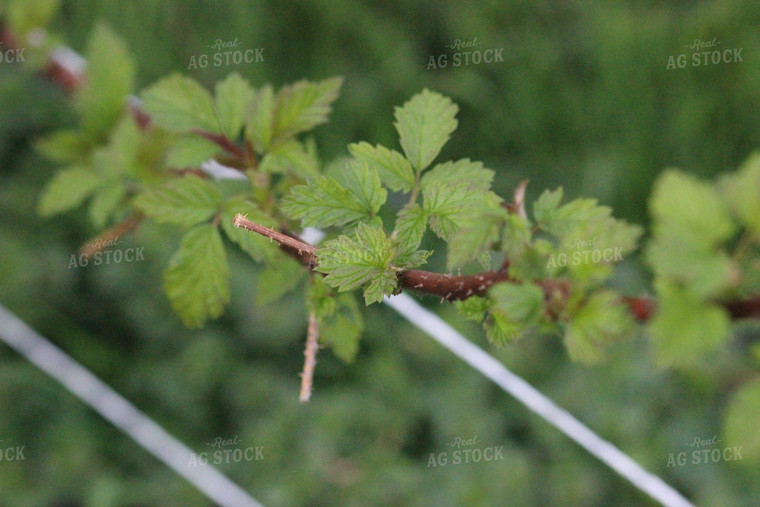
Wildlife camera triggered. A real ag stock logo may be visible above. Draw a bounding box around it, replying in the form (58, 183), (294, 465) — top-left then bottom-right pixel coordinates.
(188, 37), (264, 70)
(0, 41), (25, 64)
(666, 434), (743, 467)
(187, 435), (264, 467)
(68, 236), (145, 269)
(427, 37), (504, 71)
(427, 435), (504, 468)
(666, 38), (743, 70)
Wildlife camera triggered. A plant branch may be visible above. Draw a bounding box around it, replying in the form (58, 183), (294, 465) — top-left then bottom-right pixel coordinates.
(79, 215), (143, 258)
(192, 129), (247, 162)
(232, 216), (760, 323)
(299, 312), (320, 403)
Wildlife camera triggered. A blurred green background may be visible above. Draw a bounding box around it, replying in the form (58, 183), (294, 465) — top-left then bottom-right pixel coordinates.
(1, 0), (760, 505)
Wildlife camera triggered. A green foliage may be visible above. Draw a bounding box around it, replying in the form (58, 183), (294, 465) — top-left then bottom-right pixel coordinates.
(394, 89), (458, 172)
(77, 23), (136, 137)
(316, 223), (399, 305)
(164, 224), (230, 328)
(724, 377), (760, 463)
(133, 175), (222, 227)
(645, 161), (760, 368)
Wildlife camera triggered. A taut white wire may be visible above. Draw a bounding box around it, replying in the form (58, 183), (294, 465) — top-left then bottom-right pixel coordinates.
(384, 293), (694, 507)
(0, 304), (264, 507)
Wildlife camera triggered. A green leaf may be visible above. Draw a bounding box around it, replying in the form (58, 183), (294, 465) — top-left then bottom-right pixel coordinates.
(564, 291), (634, 363)
(76, 23), (136, 136)
(38, 166), (103, 217)
(650, 169), (736, 247)
(88, 183), (126, 229)
(721, 153), (760, 237)
(394, 89), (458, 172)
(420, 158), (493, 192)
(164, 225), (230, 328)
(142, 74), (218, 133)
(333, 160), (387, 217)
(423, 182), (482, 241)
(348, 142), (415, 192)
(215, 72), (256, 139)
(448, 212), (505, 269)
(509, 245), (549, 281)
(36, 130), (91, 164)
(258, 140), (319, 178)
(393, 203), (428, 255)
(282, 163), (385, 228)
(485, 312), (521, 345)
(501, 214), (533, 259)
(272, 77), (343, 140)
(395, 249), (432, 270)
(489, 282), (545, 327)
(6, 0), (60, 35)
(724, 378), (760, 463)
(533, 188), (563, 224)
(316, 223), (398, 305)
(318, 291), (363, 363)
(246, 84), (275, 153)
(649, 280), (731, 368)
(255, 256), (307, 305)
(646, 235), (736, 299)
(166, 136), (220, 167)
(133, 175), (222, 226)
(455, 295), (489, 323)
(221, 198), (278, 262)
(539, 196), (613, 237)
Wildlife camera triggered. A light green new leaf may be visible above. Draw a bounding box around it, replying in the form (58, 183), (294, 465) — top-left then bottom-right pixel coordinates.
(348, 142), (415, 192)
(258, 140), (319, 178)
(272, 77), (343, 140)
(455, 295), (489, 323)
(539, 197), (612, 237)
(393, 203), (428, 255)
(133, 175), (221, 226)
(36, 130), (91, 164)
(394, 89), (458, 172)
(164, 224), (230, 328)
(646, 235), (736, 299)
(533, 188), (563, 224)
(649, 280), (731, 368)
(282, 163), (383, 228)
(221, 198), (278, 262)
(721, 153), (760, 237)
(651, 169), (735, 246)
(490, 282), (545, 327)
(486, 312), (522, 345)
(215, 72), (256, 139)
(76, 23), (136, 136)
(166, 136), (220, 167)
(6, 0), (60, 35)
(564, 291), (633, 363)
(246, 84), (275, 153)
(88, 183), (126, 229)
(333, 160), (387, 217)
(423, 182), (482, 241)
(724, 378), (760, 462)
(447, 212), (505, 269)
(142, 74), (218, 133)
(316, 223), (398, 304)
(310, 288), (363, 363)
(38, 166), (103, 217)
(420, 158), (494, 192)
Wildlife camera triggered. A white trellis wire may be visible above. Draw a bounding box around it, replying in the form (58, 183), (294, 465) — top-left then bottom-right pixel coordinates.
(384, 294), (694, 507)
(0, 304), (263, 507)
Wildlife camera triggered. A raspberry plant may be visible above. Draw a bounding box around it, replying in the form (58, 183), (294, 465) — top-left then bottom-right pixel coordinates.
(28, 24), (760, 457)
